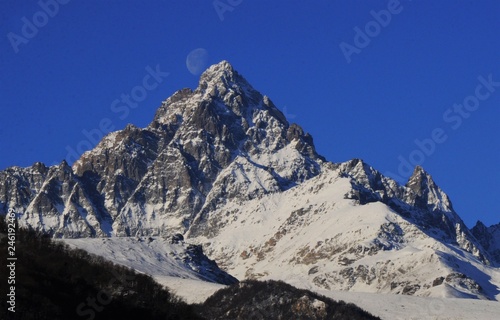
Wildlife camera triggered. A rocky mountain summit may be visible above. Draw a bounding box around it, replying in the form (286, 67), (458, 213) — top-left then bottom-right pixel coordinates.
(1, 61), (499, 300)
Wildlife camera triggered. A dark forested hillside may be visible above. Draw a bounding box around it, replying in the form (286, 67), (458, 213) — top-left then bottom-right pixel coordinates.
(200, 280), (381, 320)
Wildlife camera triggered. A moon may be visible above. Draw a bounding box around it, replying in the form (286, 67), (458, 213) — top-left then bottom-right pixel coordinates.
(186, 48), (209, 75)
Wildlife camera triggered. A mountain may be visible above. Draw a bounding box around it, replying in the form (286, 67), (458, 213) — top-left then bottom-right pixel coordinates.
(1, 61), (322, 238)
(1, 61), (499, 301)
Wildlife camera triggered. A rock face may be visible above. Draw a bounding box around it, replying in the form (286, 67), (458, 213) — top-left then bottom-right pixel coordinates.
(0, 161), (113, 237)
(188, 161), (500, 300)
(472, 221), (500, 265)
(1, 61), (499, 300)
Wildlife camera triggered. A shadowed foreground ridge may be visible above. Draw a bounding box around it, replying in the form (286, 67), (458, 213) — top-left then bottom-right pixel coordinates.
(201, 280), (380, 320)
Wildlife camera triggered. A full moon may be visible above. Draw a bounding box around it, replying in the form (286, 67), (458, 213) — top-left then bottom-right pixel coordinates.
(186, 48), (209, 75)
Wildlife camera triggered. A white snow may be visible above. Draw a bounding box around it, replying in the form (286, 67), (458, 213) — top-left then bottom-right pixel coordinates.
(188, 166), (500, 301)
(154, 277), (225, 304)
(61, 237), (230, 285)
(320, 289), (500, 320)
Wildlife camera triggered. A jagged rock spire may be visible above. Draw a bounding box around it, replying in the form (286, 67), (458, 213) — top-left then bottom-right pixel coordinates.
(405, 165), (453, 212)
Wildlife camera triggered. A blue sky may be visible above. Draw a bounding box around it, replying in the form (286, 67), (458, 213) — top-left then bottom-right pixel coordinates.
(1, 0), (499, 227)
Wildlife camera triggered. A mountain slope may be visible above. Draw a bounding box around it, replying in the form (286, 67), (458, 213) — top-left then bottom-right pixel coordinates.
(188, 161), (500, 300)
(62, 235), (237, 286)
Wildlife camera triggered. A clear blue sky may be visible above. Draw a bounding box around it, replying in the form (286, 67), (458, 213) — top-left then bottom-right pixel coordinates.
(1, 1), (499, 227)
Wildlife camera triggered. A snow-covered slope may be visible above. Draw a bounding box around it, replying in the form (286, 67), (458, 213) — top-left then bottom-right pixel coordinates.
(188, 162), (500, 301)
(320, 289), (500, 320)
(62, 236), (237, 288)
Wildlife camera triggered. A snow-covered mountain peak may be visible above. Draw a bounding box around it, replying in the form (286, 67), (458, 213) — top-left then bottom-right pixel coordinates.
(146, 61), (320, 164)
(58, 159), (73, 174)
(197, 60), (255, 96)
(5, 61), (323, 237)
(1, 61), (499, 302)
(198, 60), (254, 100)
(150, 61), (287, 132)
(199, 60), (239, 85)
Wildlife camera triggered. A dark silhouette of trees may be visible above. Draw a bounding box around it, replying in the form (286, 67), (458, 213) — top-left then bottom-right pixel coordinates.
(201, 279), (381, 320)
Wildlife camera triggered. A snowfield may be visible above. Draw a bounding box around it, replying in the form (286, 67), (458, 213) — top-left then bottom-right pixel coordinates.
(320, 290), (500, 320)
